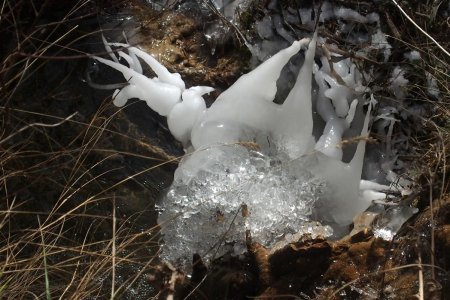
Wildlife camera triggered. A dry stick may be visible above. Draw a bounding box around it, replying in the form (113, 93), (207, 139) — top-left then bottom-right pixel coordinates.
(111, 195), (116, 300)
(3, 56), (30, 105)
(6, 0), (20, 51)
(428, 146), (442, 282)
(165, 262), (178, 300)
(384, 11), (402, 39)
(58, 260), (80, 300)
(435, 126), (448, 204)
(418, 246), (424, 300)
(11, 28), (119, 60)
(0, 165), (16, 229)
(391, 0), (450, 57)
(0, 112), (78, 145)
(0, 106), (177, 160)
(0, 0), (6, 23)
(328, 263), (448, 299)
(37, 216), (52, 300)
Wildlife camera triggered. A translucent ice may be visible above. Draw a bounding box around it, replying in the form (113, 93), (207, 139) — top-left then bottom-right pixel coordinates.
(159, 145), (328, 267)
(95, 33), (385, 269)
(373, 206), (418, 240)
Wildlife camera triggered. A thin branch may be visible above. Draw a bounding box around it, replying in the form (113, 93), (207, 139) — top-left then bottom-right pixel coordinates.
(111, 195), (116, 300)
(0, 112), (78, 145)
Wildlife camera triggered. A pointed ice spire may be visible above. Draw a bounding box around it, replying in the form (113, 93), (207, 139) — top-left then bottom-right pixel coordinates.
(105, 42), (185, 90)
(128, 47), (185, 91)
(274, 32), (318, 158)
(349, 95), (375, 174)
(217, 38), (310, 103)
(190, 38), (312, 149)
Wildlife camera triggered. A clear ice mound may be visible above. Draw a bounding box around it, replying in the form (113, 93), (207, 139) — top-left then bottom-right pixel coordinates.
(159, 145), (331, 267)
(94, 33), (392, 269)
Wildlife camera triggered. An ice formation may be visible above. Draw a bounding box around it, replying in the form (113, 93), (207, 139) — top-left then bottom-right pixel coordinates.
(404, 50), (421, 62)
(373, 205), (418, 240)
(426, 71), (440, 98)
(389, 66), (409, 100)
(95, 32), (393, 268)
(252, 1), (392, 63)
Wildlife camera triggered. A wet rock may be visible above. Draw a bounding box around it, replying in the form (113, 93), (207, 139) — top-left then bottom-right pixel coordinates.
(176, 254), (258, 300)
(129, 6), (248, 90)
(269, 236), (332, 280)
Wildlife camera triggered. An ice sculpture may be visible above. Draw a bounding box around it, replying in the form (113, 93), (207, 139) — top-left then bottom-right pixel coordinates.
(94, 33), (385, 268)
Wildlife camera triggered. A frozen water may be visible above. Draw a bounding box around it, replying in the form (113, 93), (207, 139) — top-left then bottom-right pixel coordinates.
(373, 206), (418, 240)
(96, 35), (385, 270)
(158, 144), (329, 267)
(95, 6), (417, 270)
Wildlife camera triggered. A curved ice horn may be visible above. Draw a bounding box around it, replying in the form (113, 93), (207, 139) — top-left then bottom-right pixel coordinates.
(218, 38), (310, 103)
(128, 49), (143, 74)
(282, 32), (317, 111)
(274, 32), (318, 157)
(127, 47), (185, 91)
(106, 42), (183, 89)
(93, 56), (137, 81)
(102, 35), (119, 63)
(350, 95), (374, 174)
(118, 33), (143, 73)
(118, 51), (134, 70)
(93, 56), (181, 116)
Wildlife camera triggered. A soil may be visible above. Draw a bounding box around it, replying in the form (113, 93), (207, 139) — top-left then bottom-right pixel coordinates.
(167, 193), (450, 299)
(126, 2), (250, 98)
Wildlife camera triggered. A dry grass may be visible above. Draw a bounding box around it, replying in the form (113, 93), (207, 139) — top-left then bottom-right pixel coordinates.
(0, 0), (179, 299)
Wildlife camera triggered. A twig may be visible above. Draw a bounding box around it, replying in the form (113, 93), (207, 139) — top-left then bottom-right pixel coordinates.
(111, 195), (116, 300)
(328, 263), (447, 299)
(37, 216), (52, 300)
(165, 262), (178, 300)
(0, 112), (78, 145)
(0, 0), (6, 23)
(418, 246), (424, 300)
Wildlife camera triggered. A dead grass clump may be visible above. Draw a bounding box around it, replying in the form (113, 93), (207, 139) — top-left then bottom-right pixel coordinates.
(0, 0), (179, 298)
